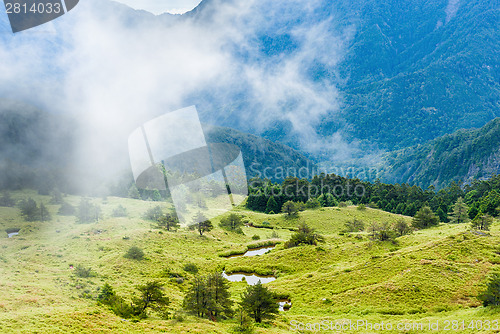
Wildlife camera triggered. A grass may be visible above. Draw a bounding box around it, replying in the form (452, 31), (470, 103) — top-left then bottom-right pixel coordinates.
(0, 191), (498, 333)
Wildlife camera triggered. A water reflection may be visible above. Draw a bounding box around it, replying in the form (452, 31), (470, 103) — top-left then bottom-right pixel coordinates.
(222, 271), (276, 285)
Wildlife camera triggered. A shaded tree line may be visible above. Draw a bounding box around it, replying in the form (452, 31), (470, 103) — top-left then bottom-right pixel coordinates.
(246, 174), (500, 223)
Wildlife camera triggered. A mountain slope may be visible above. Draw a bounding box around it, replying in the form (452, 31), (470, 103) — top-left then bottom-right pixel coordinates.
(338, 0), (500, 149)
(187, 0), (500, 151)
(381, 118), (500, 188)
(0, 0), (498, 175)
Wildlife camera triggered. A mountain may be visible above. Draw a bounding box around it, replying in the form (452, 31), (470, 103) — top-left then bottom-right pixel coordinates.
(381, 117), (500, 188)
(0, 0), (498, 188)
(187, 0), (499, 152)
(0, 100), (76, 191)
(204, 125), (315, 181)
(337, 0), (500, 150)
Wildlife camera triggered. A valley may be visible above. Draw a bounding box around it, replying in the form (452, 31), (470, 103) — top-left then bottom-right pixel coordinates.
(0, 190), (498, 333)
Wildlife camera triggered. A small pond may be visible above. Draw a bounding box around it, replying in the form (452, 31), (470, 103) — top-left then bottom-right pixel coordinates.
(227, 245), (276, 258)
(222, 271), (276, 285)
(278, 299), (292, 311)
(6, 228), (20, 238)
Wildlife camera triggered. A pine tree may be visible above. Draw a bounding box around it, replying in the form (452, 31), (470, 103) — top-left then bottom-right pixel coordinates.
(183, 276), (208, 318)
(58, 201), (75, 216)
(205, 272), (233, 319)
(471, 211), (493, 231)
(240, 281), (279, 323)
(265, 196), (279, 214)
(76, 198), (100, 223)
(284, 223), (324, 248)
(0, 191), (15, 207)
(50, 188), (63, 204)
(281, 201), (298, 217)
(151, 189), (162, 202)
(132, 281), (170, 318)
(19, 197), (39, 221)
(183, 273), (233, 320)
(317, 194), (327, 207)
(232, 306), (254, 333)
(190, 212), (213, 236)
(39, 203), (51, 222)
(157, 213), (180, 231)
(128, 184), (141, 199)
(435, 207), (447, 223)
(412, 205), (439, 229)
(479, 272), (500, 306)
(219, 213), (244, 232)
(449, 197), (470, 224)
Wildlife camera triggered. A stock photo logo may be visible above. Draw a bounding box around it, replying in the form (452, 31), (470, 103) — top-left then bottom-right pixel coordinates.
(128, 106), (248, 226)
(3, 0), (79, 32)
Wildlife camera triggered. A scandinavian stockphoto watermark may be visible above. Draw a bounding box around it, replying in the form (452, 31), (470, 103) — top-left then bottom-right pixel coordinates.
(128, 106), (248, 227)
(290, 319), (500, 332)
(249, 162), (381, 181)
(248, 179), (366, 199)
(3, 0), (79, 32)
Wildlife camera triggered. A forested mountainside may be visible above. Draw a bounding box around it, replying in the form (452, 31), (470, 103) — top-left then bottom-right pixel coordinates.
(381, 118), (500, 188)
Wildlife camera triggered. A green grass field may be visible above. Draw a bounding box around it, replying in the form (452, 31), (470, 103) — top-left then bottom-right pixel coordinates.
(0, 192), (498, 333)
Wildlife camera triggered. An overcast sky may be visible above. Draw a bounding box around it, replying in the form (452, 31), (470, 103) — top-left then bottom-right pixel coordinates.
(113, 0), (203, 14)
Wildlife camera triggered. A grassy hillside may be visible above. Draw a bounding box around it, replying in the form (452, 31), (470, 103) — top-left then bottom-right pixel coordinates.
(0, 191), (498, 333)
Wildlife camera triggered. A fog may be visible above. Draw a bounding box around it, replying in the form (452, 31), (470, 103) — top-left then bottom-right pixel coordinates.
(0, 0), (365, 192)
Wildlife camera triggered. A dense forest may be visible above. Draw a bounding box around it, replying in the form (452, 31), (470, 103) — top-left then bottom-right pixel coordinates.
(382, 118), (500, 188)
(247, 173), (500, 223)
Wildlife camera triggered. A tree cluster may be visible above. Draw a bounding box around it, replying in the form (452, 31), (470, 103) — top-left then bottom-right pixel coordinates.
(98, 281), (170, 319)
(183, 274), (279, 325)
(18, 197), (51, 222)
(246, 174), (500, 224)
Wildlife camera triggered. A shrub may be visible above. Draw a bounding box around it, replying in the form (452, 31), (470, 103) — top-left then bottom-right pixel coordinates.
(143, 206), (163, 221)
(0, 191), (15, 207)
(284, 223), (324, 248)
(368, 222), (396, 242)
(269, 230), (280, 239)
(412, 206), (439, 229)
(58, 201), (75, 216)
(112, 205), (128, 217)
(251, 234), (260, 240)
(281, 201), (299, 217)
(393, 219), (412, 236)
(183, 263), (199, 274)
(296, 202), (306, 212)
(74, 264), (95, 278)
(305, 198), (321, 209)
(124, 246), (145, 260)
(76, 198), (101, 223)
(344, 219), (365, 232)
(98, 283), (135, 319)
(219, 213), (244, 233)
(338, 202), (348, 208)
(357, 204), (366, 211)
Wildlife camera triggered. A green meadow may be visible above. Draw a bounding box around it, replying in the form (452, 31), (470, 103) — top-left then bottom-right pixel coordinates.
(0, 191), (498, 333)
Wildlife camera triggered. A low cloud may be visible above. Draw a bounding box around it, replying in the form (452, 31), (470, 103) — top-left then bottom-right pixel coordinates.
(0, 0), (363, 191)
